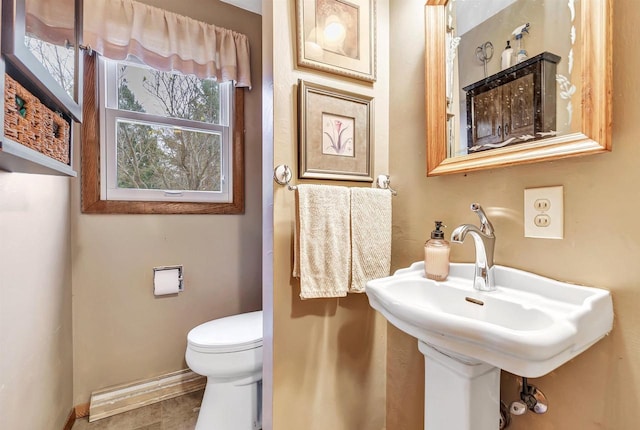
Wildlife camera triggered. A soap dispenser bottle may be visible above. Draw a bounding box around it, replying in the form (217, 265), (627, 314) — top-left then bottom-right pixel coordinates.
(424, 221), (450, 281)
(501, 40), (513, 70)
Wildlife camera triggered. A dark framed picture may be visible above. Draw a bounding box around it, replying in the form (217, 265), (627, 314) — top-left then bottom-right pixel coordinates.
(296, 0), (377, 82)
(298, 80), (374, 182)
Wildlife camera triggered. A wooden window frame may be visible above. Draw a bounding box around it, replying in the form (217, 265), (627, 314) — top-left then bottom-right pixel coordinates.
(81, 54), (245, 214)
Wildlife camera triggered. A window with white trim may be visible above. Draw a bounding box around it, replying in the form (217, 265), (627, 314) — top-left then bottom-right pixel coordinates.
(99, 58), (234, 203)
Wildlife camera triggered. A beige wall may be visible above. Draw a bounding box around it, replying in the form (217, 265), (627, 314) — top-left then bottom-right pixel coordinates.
(270, 0), (389, 428)
(458, 1), (574, 88)
(389, 1), (640, 429)
(71, 0), (262, 404)
(0, 173), (73, 430)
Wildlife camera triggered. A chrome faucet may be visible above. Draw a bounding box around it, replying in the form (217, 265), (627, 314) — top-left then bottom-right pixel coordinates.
(451, 203), (496, 291)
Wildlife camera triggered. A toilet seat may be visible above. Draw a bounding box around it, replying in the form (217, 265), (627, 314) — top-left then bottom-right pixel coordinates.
(187, 310), (263, 353)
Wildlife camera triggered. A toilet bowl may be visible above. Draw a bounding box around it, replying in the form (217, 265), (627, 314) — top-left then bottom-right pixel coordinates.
(186, 310), (263, 430)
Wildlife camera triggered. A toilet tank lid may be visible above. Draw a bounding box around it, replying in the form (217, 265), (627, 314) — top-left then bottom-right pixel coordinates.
(188, 310), (263, 350)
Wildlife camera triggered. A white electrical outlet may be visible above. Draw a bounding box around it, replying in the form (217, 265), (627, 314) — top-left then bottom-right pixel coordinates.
(524, 186), (564, 239)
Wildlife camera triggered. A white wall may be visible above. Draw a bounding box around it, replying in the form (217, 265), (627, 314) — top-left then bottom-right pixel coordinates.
(0, 172), (73, 430)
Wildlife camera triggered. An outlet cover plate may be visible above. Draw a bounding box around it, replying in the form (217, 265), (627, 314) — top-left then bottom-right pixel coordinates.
(524, 186), (564, 239)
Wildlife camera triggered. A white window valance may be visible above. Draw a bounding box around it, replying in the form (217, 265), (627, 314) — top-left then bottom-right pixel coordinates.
(26, 0), (75, 46)
(82, 0), (251, 87)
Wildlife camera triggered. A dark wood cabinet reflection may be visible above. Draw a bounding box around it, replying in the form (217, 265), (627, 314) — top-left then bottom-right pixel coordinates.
(464, 52), (559, 153)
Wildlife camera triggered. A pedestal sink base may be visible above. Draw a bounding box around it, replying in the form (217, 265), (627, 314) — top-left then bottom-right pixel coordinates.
(366, 262), (613, 428)
(419, 341), (500, 430)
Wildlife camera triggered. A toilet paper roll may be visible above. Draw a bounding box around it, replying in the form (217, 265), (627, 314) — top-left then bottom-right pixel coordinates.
(154, 268), (181, 296)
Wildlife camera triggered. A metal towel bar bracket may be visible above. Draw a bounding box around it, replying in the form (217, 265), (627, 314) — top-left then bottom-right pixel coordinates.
(273, 164), (397, 195)
(375, 174), (398, 195)
(273, 165), (297, 190)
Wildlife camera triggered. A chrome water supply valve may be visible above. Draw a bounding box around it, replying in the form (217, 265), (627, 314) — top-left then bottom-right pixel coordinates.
(509, 401), (527, 416)
(507, 377), (548, 419)
(519, 377), (549, 414)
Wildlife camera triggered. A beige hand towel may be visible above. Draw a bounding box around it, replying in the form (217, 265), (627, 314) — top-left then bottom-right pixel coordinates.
(350, 188), (392, 293)
(293, 184), (351, 299)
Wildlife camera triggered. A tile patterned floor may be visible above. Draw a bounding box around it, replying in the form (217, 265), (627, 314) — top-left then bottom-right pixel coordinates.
(72, 390), (204, 430)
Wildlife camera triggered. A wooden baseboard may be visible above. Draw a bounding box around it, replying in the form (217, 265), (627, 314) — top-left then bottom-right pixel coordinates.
(89, 369), (205, 422)
(75, 402), (90, 418)
(61, 402), (90, 430)
(62, 408), (76, 430)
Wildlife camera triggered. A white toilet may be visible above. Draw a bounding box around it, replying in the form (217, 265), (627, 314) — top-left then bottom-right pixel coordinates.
(186, 310), (263, 430)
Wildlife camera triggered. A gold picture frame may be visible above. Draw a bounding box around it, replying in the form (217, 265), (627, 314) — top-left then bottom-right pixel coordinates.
(298, 80), (374, 182)
(296, 0), (377, 82)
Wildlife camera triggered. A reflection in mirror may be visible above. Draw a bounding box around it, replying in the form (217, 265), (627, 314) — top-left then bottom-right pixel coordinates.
(446, 0), (579, 157)
(425, 0), (612, 176)
(24, 0), (76, 100)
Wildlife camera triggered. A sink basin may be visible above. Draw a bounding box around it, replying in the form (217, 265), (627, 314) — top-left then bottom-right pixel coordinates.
(366, 262), (613, 377)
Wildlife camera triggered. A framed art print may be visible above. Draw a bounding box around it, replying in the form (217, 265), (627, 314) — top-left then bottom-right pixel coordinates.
(298, 80), (374, 182)
(296, 0), (377, 82)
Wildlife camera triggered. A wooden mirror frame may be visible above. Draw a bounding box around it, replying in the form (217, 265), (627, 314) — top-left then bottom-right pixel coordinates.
(425, 0), (612, 176)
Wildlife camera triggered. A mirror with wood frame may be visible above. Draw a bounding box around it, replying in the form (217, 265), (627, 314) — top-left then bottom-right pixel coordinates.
(425, 0), (612, 176)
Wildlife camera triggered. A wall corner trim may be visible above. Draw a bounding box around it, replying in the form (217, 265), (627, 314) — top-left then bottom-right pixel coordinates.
(62, 408), (76, 430)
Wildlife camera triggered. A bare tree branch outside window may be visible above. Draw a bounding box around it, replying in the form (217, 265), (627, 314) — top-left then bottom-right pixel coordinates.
(31, 43), (226, 194)
(24, 36), (75, 99)
(115, 64), (222, 192)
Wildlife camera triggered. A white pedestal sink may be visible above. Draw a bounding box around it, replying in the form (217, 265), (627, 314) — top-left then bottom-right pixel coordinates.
(365, 262), (613, 430)
(420, 341), (501, 429)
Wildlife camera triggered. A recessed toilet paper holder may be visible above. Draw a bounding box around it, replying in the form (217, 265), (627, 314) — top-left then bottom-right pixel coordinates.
(153, 265), (184, 292)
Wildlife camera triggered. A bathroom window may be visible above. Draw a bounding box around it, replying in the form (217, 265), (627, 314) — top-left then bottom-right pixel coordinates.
(100, 59), (233, 203)
(81, 55), (245, 214)
(80, 1), (250, 214)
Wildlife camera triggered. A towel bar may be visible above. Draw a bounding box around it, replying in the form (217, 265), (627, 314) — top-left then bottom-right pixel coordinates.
(273, 164), (397, 195)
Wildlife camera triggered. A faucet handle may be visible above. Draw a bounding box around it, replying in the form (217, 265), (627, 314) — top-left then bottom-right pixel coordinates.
(470, 203), (495, 236)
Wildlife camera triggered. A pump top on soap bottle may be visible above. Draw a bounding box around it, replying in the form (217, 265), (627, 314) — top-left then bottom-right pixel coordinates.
(424, 221), (451, 281)
(430, 221), (445, 240)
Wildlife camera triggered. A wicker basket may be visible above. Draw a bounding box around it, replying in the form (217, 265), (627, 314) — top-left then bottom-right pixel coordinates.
(4, 74), (71, 165)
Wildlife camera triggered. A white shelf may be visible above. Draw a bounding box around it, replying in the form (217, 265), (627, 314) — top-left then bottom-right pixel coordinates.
(0, 137), (76, 177)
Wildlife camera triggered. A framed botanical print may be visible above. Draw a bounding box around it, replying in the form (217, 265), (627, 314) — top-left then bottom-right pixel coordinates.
(298, 80), (374, 182)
